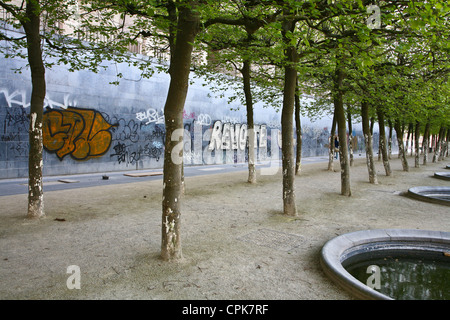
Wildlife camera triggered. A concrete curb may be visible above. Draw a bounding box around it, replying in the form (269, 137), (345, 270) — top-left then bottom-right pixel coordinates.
(407, 186), (450, 206)
(320, 229), (450, 300)
(433, 172), (450, 181)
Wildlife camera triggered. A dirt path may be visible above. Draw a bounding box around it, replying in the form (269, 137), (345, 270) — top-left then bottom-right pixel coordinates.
(0, 156), (449, 300)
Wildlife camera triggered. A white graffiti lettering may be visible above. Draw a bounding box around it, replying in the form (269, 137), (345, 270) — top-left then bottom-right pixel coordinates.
(136, 108), (165, 125)
(44, 94), (77, 109)
(1, 88), (77, 109)
(0, 89), (30, 108)
(207, 120), (266, 151)
(209, 121), (223, 151)
(196, 113), (212, 126)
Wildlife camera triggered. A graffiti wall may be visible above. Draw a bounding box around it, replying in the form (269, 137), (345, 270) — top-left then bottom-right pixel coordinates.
(43, 107), (116, 161)
(0, 54), (377, 179)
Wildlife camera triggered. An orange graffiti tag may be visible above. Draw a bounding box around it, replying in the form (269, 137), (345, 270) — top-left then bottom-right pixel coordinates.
(43, 107), (116, 160)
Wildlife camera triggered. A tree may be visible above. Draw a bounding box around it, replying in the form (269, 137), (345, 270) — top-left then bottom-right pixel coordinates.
(195, 6), (282, 184)
(23, 0), (46, 218)
(104, 0), (277, 260)
(311, 0), (449, 184)
(159, 3), (201, 261)
(279, 8), (299, 215)
(1, 1), (76, 218)
(1, 0), (134, 218)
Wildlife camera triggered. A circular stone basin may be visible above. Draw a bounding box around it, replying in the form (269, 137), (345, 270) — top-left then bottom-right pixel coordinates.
(434, 172), (450, 181)
(407, 186), (450, 206)
(320, 229), (450, 300)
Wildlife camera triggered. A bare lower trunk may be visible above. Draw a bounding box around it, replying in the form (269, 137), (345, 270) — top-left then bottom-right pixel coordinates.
(431, 135), (435, 155)
(181, 163), (185, 195)
(328, 111), (337, 171)
(378, 143), (382, 161)
(376, 107), (391, 176)
(407, 123), (413, 157)
(423, 122), (430, 165)
(161, 6), (199, 261)
(388, 120), (393, 160)
(439, 128), (447, 161)
(414, 122), (420, 168)
(334, 68), (351, 196)
(347, 110), (354, 167)
(295, 78), (302, 175)
(433, 128), (443, 163)
(445, 129), (450, 158)
(370, 117), (380, 163)
(24, 1), (45, 219)
(247, 132), (256, 183)
(364, 133), (377, 182)
(394, 120), (409, 172)
(242, 60), (256, 184)
(361, 101), (378, 184)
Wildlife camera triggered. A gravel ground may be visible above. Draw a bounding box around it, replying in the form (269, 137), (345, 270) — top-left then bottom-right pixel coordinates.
(0, 155), (449, 300)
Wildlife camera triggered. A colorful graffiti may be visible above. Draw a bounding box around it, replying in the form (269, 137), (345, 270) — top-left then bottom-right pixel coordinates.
(42, 107), (117, 161)
(1, 86), (336, 178)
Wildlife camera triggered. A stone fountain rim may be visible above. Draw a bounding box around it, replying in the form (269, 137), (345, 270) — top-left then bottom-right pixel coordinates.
(320, 229), (450, 300)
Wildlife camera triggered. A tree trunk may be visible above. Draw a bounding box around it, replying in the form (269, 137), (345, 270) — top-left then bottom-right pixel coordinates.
(181, 162), (185, 195)
(433, 127), (443, 163)
(388, 120), (393, 159)
(399, 123), (406, 158)
(328, 110), (337, 171)
(361, 101), (378, 184)
(242, 60), (256, 184)
(23, 0), (45, 219)
(295, 77), (302, 175)
(370, 117), (381, 162)
(161, 6), (200, 261)
(430, 134), (436, 154)
(394, 120), (409, 171)
(445, 129), (450, 158)
(414, 122), (420, 168)
(376, 106), (391, 176)
(280, 17), (297, 216)
(347, 109), (354, 167)
(423, 122), (430, 165)
(406, 123), (413, 157)
(370, 117), (375, 135)
(334, 67), (351, 196)
(439, 128), (447, 161)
